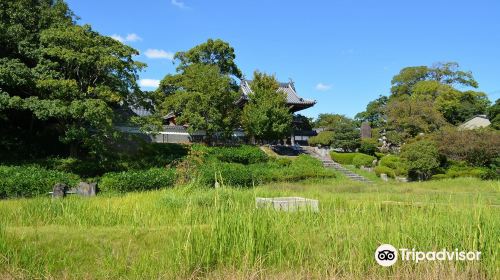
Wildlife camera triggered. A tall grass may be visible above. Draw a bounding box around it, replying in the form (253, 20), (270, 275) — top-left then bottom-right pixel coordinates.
(0, 178), (498, 279)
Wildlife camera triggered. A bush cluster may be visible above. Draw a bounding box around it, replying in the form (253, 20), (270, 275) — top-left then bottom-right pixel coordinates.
(352, 154), (376, 168)
(197, 155), (335, 187)
(358, 138), (379, 156)
(0, 165), (80, 198)
(100, 168), (176, 193)
(330, 152), (375, 165)
(206, 145), (268, 164)
(379, 155), (408, 176)
(374, 166), (396, 178)
(431, 161), (489, 180)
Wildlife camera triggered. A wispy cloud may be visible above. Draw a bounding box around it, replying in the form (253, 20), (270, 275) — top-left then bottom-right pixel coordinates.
(315, 83), (332, 91)
(110, 33), (142, 43)
(139, 79), (160, 88)
(171, 0), (188, 9)
(144, 49), (175, 60)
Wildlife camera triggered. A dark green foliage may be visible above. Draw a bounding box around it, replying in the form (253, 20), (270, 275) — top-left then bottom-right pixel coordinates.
(379, 155), (408, 176)
(374, 166), (396, 178)
(313, 114), (360, 151)
(0, 1), (145, 159)
(207, 145), (268, 164)
(308, 131), (334, 146)
(330, 152), (366, 165)
(358, 138), (378, 156)
(241, 71), (292, 142)
(352, 154), (376, 168)
(173, 38), (242, 79)
(401, 140), (440, 180)
(487, 99), (500, 130)
(391, 62), (478, 96)
(0, 165), (79, 198)
(355, 95), (388, 128)
(197, 155), (335, 187)
(158, 64), (240, 143)
(433, 128), (500, 167)
(99, 168), (176, 193)
(432, 161), (489, 180)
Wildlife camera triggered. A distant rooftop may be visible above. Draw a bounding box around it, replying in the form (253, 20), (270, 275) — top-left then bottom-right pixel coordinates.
(239, 79), (316, 112)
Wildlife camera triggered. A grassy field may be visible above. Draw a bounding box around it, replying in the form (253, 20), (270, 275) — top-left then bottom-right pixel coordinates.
(0, 177), (499, 279)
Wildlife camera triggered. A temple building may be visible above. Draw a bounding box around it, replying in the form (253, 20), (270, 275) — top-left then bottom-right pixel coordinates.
(123, 78), (317, 144)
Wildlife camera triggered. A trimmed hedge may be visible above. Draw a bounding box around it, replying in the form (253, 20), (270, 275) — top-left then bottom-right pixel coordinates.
(352, 154), (376, 168)
(431, 163), (489, 180)
(0, 165), (80, 198)
(379, 155), (408, 176)
(374, 166), (396, 178)
(198, 155), (335, 187)
(197, 145), (269, 164)
(99, 168), (176, 193)
(330, 152), (372, 165)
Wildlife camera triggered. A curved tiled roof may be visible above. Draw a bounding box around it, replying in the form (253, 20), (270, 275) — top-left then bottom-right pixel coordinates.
(240, 80), (316, 106)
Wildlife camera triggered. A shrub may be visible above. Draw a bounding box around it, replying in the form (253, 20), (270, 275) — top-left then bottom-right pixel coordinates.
(374, 152), (386, 159)
(358, 138), (378, 156)
(433, 127), (500, 167)
(330, 152), (371, 165)
(352, 154), (376, 168)
(197, 155), (335, 187)
(0, 165), (80, 198)
(445, 164), (488, 179)
(380, 155), (408, 176)
(100, 168), (176, 193)
(330, 152), (357, 165)
(308, 131), (334, 147)
(374, 166), (395, 178)
(207, 145), (268, 164)
(401, 140), (440, 180)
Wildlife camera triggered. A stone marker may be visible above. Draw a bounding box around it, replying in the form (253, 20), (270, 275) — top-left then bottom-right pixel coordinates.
(380, 173), (389, 182)
(395, 176), (408, 182)
(256, 197), (319, 212)
(74, 182), (96, 197)
(52, 183), (67, 198)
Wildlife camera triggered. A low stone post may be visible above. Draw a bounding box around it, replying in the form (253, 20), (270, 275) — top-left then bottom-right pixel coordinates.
(52, 183), (67, 198)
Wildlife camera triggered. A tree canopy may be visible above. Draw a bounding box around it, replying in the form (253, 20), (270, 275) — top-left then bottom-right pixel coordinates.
(158, 64), (240, 143)
(174, 39), (242, 79)
(0, 0), (145, 158)
(241, 71), (292, 142)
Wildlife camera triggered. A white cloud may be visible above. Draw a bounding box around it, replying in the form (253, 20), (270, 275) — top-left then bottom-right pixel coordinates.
(171, 0), (188, 9)
(111, 34), (124, 42)
(125, 33), (142, 42)
(139, 79), (160, 88)
(144, 49), (174, 60)
(110, 33), (142, 43)
(315, 83), (332, 91)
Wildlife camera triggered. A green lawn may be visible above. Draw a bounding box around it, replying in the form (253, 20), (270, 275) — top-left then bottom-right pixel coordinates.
(0, 177), (499, 279)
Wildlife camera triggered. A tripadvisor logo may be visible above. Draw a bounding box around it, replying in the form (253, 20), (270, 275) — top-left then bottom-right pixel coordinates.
(375, 244), (481, 267)
(375, 244), (398, 267)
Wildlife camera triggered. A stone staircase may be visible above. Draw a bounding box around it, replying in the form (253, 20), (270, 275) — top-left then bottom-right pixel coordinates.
(301, 146), (373, 183)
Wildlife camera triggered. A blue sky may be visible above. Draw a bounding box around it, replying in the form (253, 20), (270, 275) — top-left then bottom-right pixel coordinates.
(67, 0), (500, 118)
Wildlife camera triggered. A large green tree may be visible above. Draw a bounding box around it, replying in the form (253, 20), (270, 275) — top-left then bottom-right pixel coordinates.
(385, 95), (447, 140)
(401, 140), (440, 181)
(391, 62), (478, 96)
(158, 64), (240, 143)
(241, 71), (292, 143)
(355, 95), (388, 128)
(0, 1), (144, 158)
(311, 114), (360, 151)
(174, 38), (242, 79)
